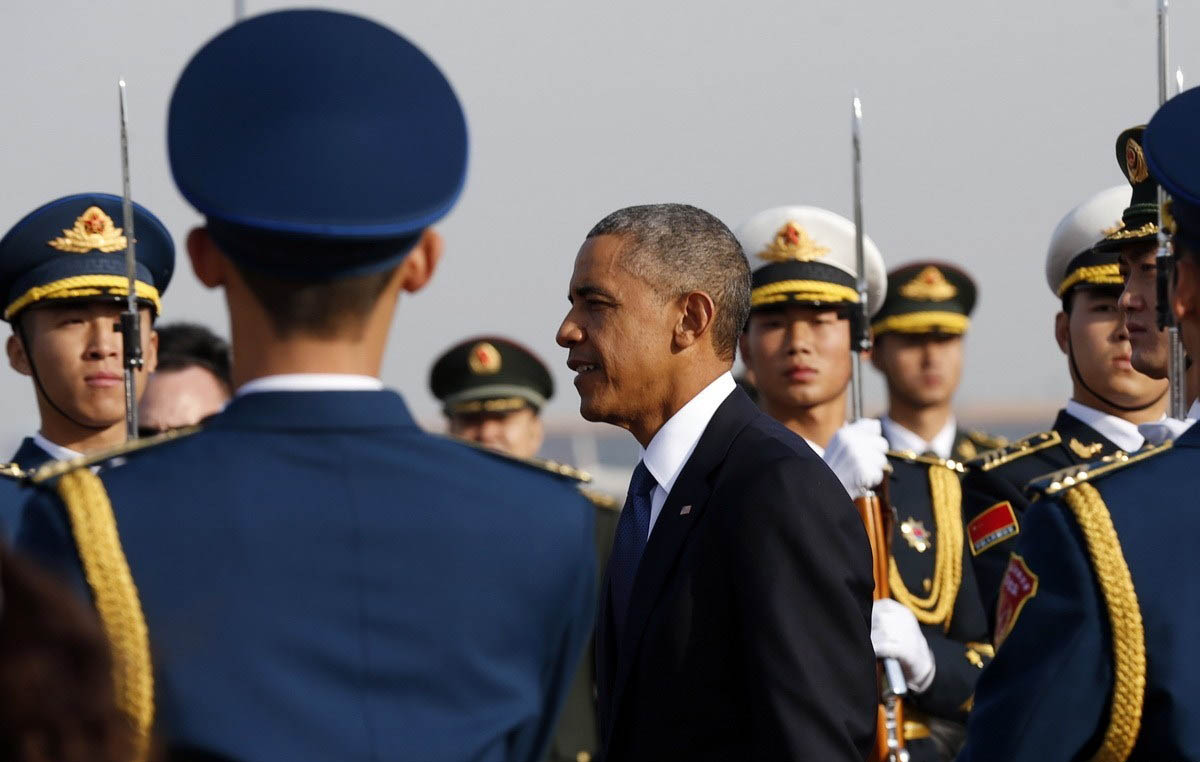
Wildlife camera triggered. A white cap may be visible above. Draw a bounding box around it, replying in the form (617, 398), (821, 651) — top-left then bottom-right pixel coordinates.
(1045, 186), (1129, 296)
(735, 205), (888, 316)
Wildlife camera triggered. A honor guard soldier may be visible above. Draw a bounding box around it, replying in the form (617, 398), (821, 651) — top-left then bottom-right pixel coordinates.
(959, 89), (1200, 761)
(18, 11), (595, 762)
(737, 207), (985, 760)
(961, 187), (1169, 629)
(0, 461), (25, 538)
(431, 335), (618, 762)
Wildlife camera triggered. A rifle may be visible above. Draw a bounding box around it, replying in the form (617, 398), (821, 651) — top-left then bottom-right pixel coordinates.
(851, 92), (909, 762)
(117, 79), (143, 442)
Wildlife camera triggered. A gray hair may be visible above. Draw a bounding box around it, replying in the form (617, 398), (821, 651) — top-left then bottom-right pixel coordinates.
(586, 203), (750, 362)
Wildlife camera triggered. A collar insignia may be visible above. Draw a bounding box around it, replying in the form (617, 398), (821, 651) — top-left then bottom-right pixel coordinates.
(756, 221), (830, 263)
(468, 341), (502, 375)
(900, 517), (932, 553)
(956, 439), (978, 460)
(1069, 438), (1103, 459)
(1125, 138), (1149, 184)
(899, 265), (957, 301)
(47, 207), (128, 254)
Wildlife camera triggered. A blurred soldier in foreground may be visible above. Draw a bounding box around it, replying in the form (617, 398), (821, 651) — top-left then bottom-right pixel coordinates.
(959, 88), (1200, 761)
(138, 323), (231, 435)
(961, 187), (1168, 626)
(870, 262), (1004, 460)
(19, 10), (594, 762)
(431, 335), (618, 762)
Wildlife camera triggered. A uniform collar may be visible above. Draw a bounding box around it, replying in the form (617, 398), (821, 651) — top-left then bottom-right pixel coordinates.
(1063, 399), (1144, 453)
(880, 415), (957, 459)
(236, 373), (384, 396)
(640, 372), (736, 495)
(1188, 399), (1200, 422)
(210, 388), (414, 431)
(32, 432), (82, 463)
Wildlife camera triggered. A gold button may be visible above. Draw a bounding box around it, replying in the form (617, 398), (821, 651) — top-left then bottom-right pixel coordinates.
(922, 578), (932, 592)
(576, 753), (591, 762)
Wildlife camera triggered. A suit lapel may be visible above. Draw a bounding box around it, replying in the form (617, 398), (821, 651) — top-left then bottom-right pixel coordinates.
(605, 389), (758, 736)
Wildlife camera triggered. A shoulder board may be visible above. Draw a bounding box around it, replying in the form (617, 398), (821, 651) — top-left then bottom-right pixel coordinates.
(1027, 441), (1173, 498)
(28, 426), (202, 486)
(445, 436), (593, 483)
(971, 431), (1061, 472)
(0, 462), (24, 480)
(968, 430), (1008, 450)
(887, 450), (967, 473)
(580, 487), (620, 510)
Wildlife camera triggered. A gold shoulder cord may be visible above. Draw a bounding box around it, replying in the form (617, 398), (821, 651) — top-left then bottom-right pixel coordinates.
(888, 463), (963, 631)
(1062, 483), (1145, 762)
(57, 469), (154, 761)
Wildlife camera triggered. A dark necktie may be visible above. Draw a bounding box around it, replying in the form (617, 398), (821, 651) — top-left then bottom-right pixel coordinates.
(609, 461), (657, 643)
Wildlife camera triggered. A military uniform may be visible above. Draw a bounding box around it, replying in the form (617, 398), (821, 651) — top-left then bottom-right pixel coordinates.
(18, 11), (596, 762)
(0, 462), (26, 540)
(962, 186), (1155, 630)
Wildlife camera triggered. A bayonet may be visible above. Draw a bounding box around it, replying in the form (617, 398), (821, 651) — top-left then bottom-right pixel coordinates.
(118, 79), (143, 441)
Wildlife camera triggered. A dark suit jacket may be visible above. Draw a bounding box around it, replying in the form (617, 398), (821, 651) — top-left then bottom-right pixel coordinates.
(595, 388), (877, 762)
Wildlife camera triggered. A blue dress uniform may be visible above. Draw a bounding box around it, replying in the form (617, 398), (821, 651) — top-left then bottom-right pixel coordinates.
(959, 88), (1200, 762)
(18, 10), (595, 762)
(0, 462), (26, 539)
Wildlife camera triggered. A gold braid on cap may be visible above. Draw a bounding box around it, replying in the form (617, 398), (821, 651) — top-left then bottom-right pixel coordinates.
(4, 275), (161, 321)
(1062, 483), (1145, 762)
(750, 280), (858, 308)
(871, 311), (969, 336)
(1057, 265), (1123, 297)
(56, 469), (154, 762)
(887, 462), (963, 631)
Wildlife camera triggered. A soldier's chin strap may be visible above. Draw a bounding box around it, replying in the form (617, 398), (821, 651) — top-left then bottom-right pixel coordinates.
(16, 318), (113, 433)
(1067, 337), (1168, 414)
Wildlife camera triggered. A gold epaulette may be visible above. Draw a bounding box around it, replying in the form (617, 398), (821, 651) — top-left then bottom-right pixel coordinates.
(971, 431), (1061, 472)
(1027, 441), (1173, 498)
(887, 450), (967, 473)
(445, 436), (593, 483)
(28, 426), (202, 486)
(580, 487), (620, 510)
(0, 461), (24, 480)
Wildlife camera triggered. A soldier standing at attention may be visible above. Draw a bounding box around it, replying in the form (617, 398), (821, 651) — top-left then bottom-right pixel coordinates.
(959, 88), (1200, 761)
(961, 186), (1168, 627)
(430, 335), (618, 762)
(18, 10), (595, 762)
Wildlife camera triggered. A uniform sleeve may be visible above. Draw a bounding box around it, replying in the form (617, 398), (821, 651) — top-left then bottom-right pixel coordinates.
(15, 484), (91, 601)
(729, 456), (878, 761)
(510, 492), (597, 762)
(956, 498), (1109, 762)
(960, 467), (1029, 632)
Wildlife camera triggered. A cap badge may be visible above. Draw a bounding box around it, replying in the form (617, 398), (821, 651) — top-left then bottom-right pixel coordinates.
(756, 221), (830, 263)
(898, 266), (957, 301)
(47, 207), (128, 254)
(900, 517), (932, 553)
(1125, 138), (1149, 184)
(468, 342), (502, 375)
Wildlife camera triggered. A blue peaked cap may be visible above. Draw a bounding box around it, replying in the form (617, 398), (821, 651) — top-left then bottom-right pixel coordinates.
(1145, 87), (1200, 243)
(168, 9), (468, 278)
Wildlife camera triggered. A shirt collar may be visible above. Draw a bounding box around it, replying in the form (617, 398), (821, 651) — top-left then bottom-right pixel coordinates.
(236, 373), (385, 396)
(640, 372), (736, 495)
(1064, 399), (1145, 453)
(1189, 399), (1200, 422)
(879, 415), (957, 459)
(32, 432), (82, 462)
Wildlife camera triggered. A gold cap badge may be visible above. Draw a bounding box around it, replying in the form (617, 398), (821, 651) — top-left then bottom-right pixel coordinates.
(899, 265), (957, 301)
(1125, 138), (1149, 184)
(756, 221), (830, 264)
(47, 207), (128, 254)
(468, 342), (502, 375)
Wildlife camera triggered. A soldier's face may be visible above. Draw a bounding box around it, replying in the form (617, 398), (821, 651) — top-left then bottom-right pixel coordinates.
(871, 332), (964, 408)
(740, 305), (853, 416)
(558, 235), (679, 430)
(6, 302), (158, 432)
(1057, 289), (1167, 410)
(1118, 242), (1168, 379)
(448, 406), (544, 460)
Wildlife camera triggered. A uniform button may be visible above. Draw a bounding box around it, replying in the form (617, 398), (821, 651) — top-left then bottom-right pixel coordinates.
(922, 578), (932, 592)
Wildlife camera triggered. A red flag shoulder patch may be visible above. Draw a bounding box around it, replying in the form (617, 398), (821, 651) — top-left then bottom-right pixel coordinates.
(967, 501), (1019, 556)
(994, 554), (1039, 647)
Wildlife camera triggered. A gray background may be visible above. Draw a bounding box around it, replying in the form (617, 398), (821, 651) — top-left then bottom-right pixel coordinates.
(3, 0), (1197, 456)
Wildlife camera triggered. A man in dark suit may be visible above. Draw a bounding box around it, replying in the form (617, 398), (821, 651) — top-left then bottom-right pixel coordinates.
(18, 11), (595, 762)
(557, 203), (877, 761)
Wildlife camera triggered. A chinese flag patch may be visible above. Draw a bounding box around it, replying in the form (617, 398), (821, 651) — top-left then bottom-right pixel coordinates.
(968, 501), (1019, 556)
(994, 554), (1039, 647)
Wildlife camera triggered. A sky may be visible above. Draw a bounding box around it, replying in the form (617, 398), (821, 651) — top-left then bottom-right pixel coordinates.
(2, 0), (1198, 454)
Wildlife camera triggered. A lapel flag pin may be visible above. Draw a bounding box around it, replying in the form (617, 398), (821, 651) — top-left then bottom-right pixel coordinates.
(680, 505), (692, 515)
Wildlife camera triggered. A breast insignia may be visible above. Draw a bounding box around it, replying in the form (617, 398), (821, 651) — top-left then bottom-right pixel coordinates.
(972, 431), (1062, 472)
(1026, 441), (1173, 498)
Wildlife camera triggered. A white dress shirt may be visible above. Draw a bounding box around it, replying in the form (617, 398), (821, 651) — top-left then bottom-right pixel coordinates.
(1064, 399), (1145, 453)
(1189, 399), (1200, 422)
(879, 415), (957, 459)
(236, 373), (385, 396)
(32, 432), (81, 462)
(638, 372), (736, 538)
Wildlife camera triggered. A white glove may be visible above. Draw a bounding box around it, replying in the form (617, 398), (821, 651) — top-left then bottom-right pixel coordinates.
(823, 419), (889, 499)
(871, 598), (936, 693)
(1137, 417), (1194, 446)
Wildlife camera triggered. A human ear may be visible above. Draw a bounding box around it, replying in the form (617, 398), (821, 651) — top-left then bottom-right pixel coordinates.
(397, 229), (444, 294)
(1054, 311), (1070, 354)
(187, 227), (228, 289)
(675, 291), (715, 350)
